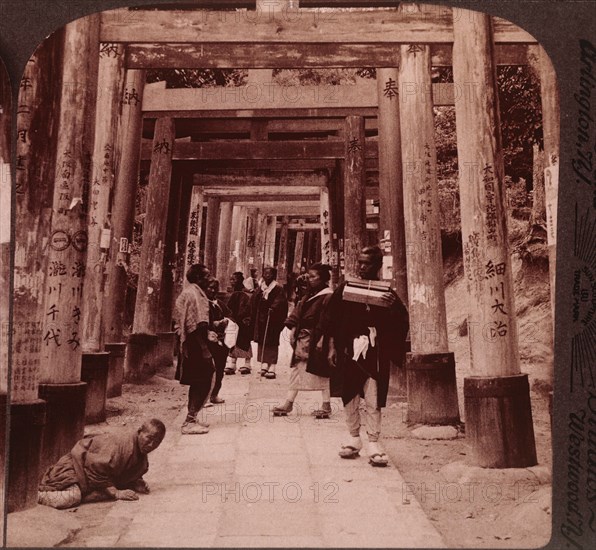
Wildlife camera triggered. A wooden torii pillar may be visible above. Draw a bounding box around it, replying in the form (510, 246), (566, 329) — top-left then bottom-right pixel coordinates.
(453, 11), (536, 467)
(102, 68), (146, 397)
(154, 170), (182, 368)
(538, 45), (558, 413)
(293, 223), (305, 273)
(10, 32), (62, 511)
(183, 186), (205, 276)
(37, 15), (100, 478)
(329, 161), (345, 285)
(399, 39), (459, 425)
(204, 196), (220, 273)
(245, 208), (258, 273)
(538, 45), (559, 325)
(254, 210), (267, 276)
(173, 179), (194, 308)
(125, 117), (175, 381)
(277, 216), (290, 285)
(236, 206), (249, 276)
(79, 42), (125, 424)
(377, 67), (408, 303)
(377, 66), (409, 396)
(228, 204), (246, 286)
(264, 215), (277, 268)
(343, 116), (367, 277)
(0, 58), (11, 521)
(319, 188), (332, 269)
(216, 201), (234, 285)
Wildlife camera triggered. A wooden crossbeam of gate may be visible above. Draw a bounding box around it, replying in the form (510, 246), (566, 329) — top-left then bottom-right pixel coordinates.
(140, 139), (378, 160)
(141, 81), (468, 111)
(181, 159), (377, 171)
(192, 173), (327, 187)
(126, 43), (536, 69)
(100, 9), (537, 44)
(144, 118), (380, 138)
(207, 193), (321, 202)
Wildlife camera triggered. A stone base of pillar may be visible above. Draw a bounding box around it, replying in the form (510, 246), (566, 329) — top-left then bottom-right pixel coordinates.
(155, 331), (176, 369)
(8, 399), (46, 512)
(389, 338), (410, 401)
(124, 333), (158, 383)
(388, 360), (407, 402)
(406, 352), (460, 425)
(81, 352), (110, 424)
(464, 374), (537, 468)
(38, 383), (86, 478)
(104, 342), (126, 398)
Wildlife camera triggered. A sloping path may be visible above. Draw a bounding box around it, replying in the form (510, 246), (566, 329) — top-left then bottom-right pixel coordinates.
(77, 356), (445, 548)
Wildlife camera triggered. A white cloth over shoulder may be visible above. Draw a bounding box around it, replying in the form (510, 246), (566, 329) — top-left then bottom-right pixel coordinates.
(260, 280), (279, 300)
(352, 327), (377, 361)
(224, 318), (239, 349)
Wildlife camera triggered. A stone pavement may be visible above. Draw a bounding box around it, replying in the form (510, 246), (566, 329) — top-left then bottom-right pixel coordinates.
(69, 352), (446, 548)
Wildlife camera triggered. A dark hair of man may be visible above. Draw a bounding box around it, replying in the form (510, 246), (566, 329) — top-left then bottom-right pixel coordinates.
(141, 418), (166, 438)
(308, 262), (332, 283)
(186, 264), (208, 284)
(206, 276), (218, 286)
(361, 245), (384, 267)
(232, 271), (244, 282)
(264, 266), (278, 278)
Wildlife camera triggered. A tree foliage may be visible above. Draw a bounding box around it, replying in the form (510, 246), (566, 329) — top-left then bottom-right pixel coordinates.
(497, 65), (542, 186)
(147, 68), (247, 88)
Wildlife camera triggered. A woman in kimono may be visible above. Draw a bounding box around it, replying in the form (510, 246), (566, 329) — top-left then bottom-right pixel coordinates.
(250, 266), (288, 379)
(272, 263), (334, 418)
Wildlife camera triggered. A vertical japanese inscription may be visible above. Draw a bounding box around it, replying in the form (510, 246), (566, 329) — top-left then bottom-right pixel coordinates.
(184, 187), (203, 276)
(482, 163), (498, 242)
(11, 321), (42, 395)
(485, 259), (509, 338)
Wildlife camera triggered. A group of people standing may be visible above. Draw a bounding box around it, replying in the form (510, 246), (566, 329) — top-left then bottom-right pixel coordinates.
(174, 245), (409, 467)
(36, 244), (410, 512)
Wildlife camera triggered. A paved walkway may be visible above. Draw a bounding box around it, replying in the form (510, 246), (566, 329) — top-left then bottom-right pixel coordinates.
(74, 351), (445, 548)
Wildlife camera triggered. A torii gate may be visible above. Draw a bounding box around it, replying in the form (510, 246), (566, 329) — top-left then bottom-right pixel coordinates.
(10, 1), (557, 511)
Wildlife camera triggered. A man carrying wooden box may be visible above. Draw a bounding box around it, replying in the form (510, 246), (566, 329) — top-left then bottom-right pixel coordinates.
(322, 245), (409, 467)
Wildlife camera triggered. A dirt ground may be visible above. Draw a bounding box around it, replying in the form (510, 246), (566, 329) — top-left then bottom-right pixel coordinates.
(381, 396), (552, 548)
(381, 241), (553, 549)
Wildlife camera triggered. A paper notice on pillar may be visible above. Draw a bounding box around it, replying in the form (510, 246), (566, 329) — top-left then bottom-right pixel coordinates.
(544, 161), (558, 246)
(382, 255), (393, 281)
(119, 237), (129, 253)
(100, 228), (111, 249)
(0, 162), (10, 245)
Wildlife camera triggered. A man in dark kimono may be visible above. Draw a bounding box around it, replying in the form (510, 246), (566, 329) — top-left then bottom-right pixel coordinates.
(205, 277), (232, 405)
(38, 419), (166, 509)
(323, 245), (409, 466)
(250, 266), (288, 379)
